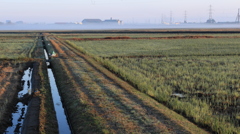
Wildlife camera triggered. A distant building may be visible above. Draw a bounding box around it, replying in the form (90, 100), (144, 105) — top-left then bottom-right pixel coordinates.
(103, 17), (122, 24)
(82, 18), (122, 25)
(82, 19), (102, 24)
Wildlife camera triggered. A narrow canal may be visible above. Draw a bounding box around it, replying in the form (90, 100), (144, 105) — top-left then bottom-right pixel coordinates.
(44, 43), (71, 134)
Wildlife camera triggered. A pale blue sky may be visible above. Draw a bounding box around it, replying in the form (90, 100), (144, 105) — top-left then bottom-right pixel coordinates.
(0, 0), (239, 23)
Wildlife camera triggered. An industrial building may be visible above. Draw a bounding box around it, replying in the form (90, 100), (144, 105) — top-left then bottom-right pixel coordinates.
(82, 19), (102, 24)
(82, 18), (122, 25)
(103, 18), (122, 24)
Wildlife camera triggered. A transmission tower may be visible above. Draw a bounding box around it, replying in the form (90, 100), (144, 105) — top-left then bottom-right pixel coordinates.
(236, 8), (240, 23)
(209, 5), (213, 20)
(170, 11), (172, 24)
(184, 11), (187, 23)
(206, 5), (216, 23)
(161, 14), (164, 24)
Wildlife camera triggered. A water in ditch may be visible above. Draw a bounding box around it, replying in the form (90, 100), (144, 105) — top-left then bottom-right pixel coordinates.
(5, 67), (32, 134)
(44, 49), (71, 134)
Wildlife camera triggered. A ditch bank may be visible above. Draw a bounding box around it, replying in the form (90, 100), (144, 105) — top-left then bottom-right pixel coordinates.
(0, 61), (40, 134)
(42, 35), (72, 134)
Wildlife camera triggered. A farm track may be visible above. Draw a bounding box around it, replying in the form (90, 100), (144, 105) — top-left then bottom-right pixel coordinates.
(46, 35), (209, 133)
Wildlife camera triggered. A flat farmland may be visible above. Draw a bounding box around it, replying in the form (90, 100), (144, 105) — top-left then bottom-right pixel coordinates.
(59, 33), (240, 134)
(46, 34), (208, 133)
(0, 34), (37, 59)
(67, 38), (240, 57)
(0, 33), (58, 134)
(0, 31), (239, 134)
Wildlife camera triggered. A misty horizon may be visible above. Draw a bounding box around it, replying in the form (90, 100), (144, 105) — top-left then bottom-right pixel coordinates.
(0, 0), (240, 24)
(0, 23), (240, 31)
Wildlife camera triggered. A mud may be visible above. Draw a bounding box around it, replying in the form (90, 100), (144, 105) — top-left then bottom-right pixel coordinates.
(21, 62), (41, 134)
(0, 61), (33, 133)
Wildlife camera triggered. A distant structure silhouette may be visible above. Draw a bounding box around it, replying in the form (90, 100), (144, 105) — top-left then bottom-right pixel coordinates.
(184, 11), (187, 23)
(206, 5), (216, 23)
(236, 8), (240, 23)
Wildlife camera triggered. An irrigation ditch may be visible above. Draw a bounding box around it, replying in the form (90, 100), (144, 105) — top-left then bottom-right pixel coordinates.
(1, 35), (72, 134)
(42, 36), (72, 134)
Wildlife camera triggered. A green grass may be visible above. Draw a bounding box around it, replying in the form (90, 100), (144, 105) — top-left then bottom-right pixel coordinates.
(98, 56), (240, 134)
(71, 38), (240, 57)
(54, 33), (240, 39)
(55, 33), (188, 38)
(0, 37), (37, 59)
(65, 35), (240, 133)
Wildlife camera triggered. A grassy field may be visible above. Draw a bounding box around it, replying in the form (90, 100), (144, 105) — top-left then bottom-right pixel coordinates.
(47, 37), (209, 134)
(0, 34), (37, 59)
(69, 38), (240, 57)
(65, 33), (240, 133)
(54, 33), (240, 39)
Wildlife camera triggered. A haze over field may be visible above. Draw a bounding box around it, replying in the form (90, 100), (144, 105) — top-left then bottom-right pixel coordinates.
(0, 0), (239, 23)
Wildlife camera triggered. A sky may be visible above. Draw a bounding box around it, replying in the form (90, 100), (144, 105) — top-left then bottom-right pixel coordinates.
(0, 0), (239, 24)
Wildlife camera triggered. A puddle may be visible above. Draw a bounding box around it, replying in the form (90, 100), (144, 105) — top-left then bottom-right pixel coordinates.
(171, 93), (186, 98)
(5, 67), (32, 133)
(44, 49), (71, 134)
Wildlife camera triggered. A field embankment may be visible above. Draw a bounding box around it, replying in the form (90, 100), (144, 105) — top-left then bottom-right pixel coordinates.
(46, 35), (209, 133)
(58, 32), (240, 134)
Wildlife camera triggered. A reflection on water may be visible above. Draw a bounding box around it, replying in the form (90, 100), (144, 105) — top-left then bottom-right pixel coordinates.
(44, 49), (71, 134)
(5, 67), (32, 134)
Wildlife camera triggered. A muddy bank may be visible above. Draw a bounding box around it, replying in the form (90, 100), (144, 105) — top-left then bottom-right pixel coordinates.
(0, 61), (33, 133)
(21, 62), (41, 134)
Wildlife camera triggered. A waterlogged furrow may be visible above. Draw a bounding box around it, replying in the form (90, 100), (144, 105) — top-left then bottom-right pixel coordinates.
(5, 67), (32, 133)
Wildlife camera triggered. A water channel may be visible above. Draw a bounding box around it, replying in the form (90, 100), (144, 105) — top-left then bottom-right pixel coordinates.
(44, 48), (71, 134)
(5, 68), (32, 133)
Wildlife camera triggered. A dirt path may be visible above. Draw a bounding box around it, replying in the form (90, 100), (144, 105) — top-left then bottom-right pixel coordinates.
(47, 36), (209, 134)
